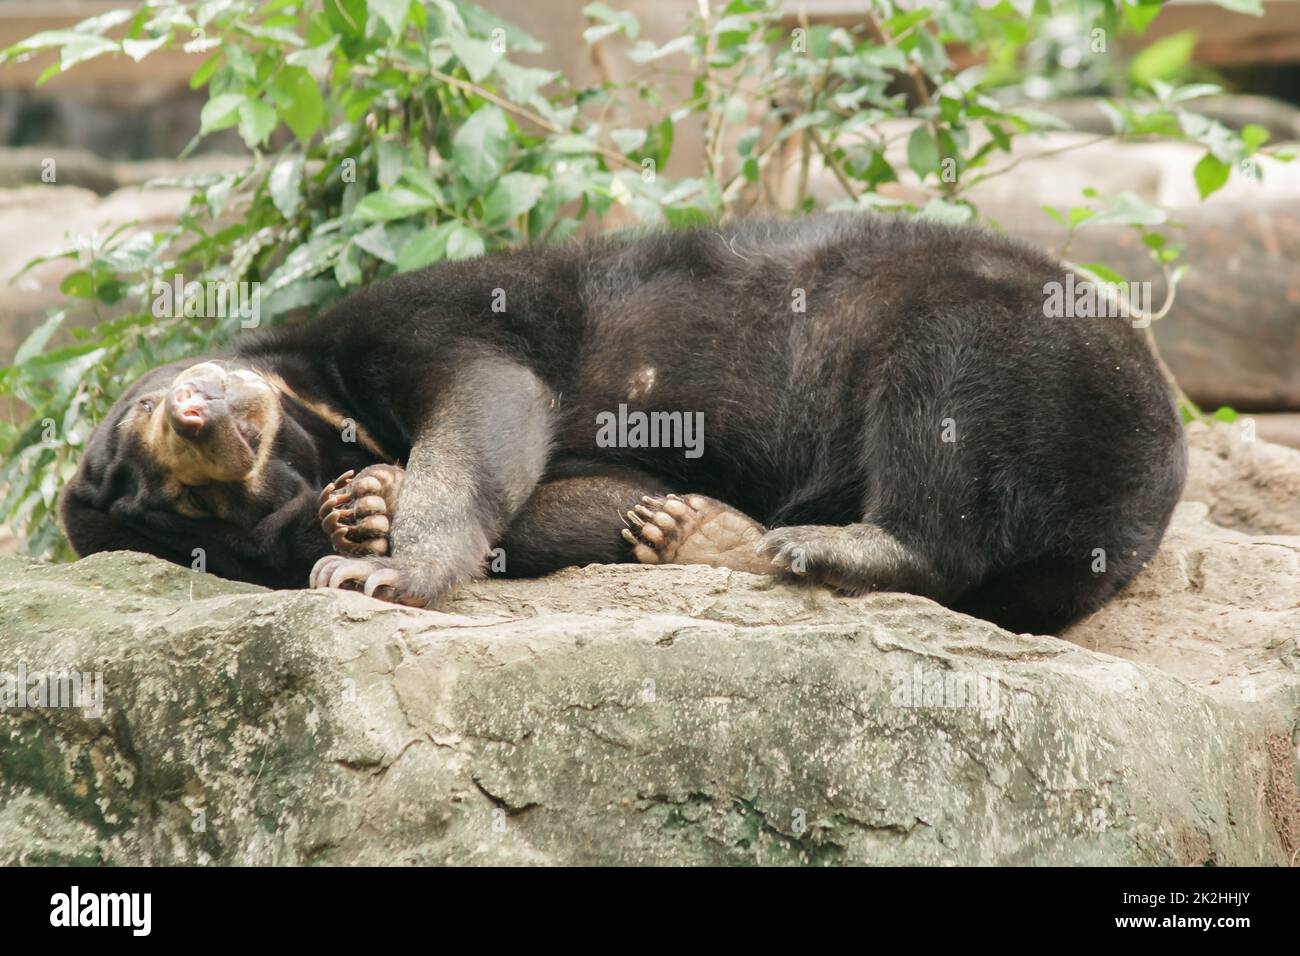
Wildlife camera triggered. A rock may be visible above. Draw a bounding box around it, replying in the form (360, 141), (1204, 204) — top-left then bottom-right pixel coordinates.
(0, 147), (116, 195)
(1253, 413), (1300, 452)
(877, 126), (1300, 210)
(1062, 426), (1300, 859)
(0, 183), (194, 394)
(0, 547), (1291, 866)
(1063, 500), (1299, 732)
(1181, 421), (1300, 535)
(0, 87), (246, 162)
(990, 198), (1300, 412)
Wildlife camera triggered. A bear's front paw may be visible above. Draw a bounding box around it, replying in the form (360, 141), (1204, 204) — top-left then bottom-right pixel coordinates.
(309, 554), (452, 607)
(318, 464), (406, 556)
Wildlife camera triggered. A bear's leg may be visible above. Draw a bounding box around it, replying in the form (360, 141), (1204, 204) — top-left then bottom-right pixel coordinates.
(757, 522), (950, 599)
(310, 354), (553, 606)
(620, 497), (946, 591)
(499, 471), (775, 577)
(495, 467), (675, 576)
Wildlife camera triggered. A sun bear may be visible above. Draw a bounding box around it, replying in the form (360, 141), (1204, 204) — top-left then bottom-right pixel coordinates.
(59, 214), (1186, 634)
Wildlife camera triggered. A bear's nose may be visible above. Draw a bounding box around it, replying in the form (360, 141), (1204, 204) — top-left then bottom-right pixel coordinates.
(167, 380), (223, 439)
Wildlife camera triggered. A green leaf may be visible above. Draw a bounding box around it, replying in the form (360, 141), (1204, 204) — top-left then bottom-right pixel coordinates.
(285, 36), (339, 68)
(1079, 262), (1127, 285)
(237, 98), (277, 148)
(1130, 31), (1197, 88)
(446, 224), (486, 260)
(225, 45), (257, 81)
(269, 154), (304, 219)
(58, 271), (94, 299)
(1121, 0), (1164, 35)
(14, 311), (68, 366)
(264, 235), (348, 292)
(1169, 83), (1222, 103)
(262, 277), (341, 322)
(199, 92), (246, 135)
(883, 7), (931, 36)
(625, 35), (695, 64)
(352, 187), (436, 222)
(906, 126), (939, 179)
(1241, 123), (1269, 152)
(495, 61), (559, 101)
(611, 128), (647, 153)
(376, 139), (406, 188)
(271, 66), (325, 143)
(324, 0), (368, 39)
(354, 223), (397, 262)
(918, 199), (973, 225)
(399, 166), (445, 204)
(3, 29), (90, 57)
(371, 0), (411, 35)
(1193, 152), (1231, 200)
(73, 9), (136, 33)
(122, 33), (169, 62)
(459, 1), (545, 53)
(59, 35), (119, 70)
(335, 243), (362, 286)
(583, 2), (640, 42)
(1084, 192), (1167, 228)
(1068, 207), (1094, 228)
(189, 51), (222, 89)
(452, 105), (509, 190)
(396, 221), (457, 272)
(450, 34), (501, 83)
(549, 134), (599, 154)
(483, 172), (547, 226)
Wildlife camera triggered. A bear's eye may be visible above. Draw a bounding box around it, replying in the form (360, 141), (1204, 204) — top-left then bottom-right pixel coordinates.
(140, 399), (154, 413)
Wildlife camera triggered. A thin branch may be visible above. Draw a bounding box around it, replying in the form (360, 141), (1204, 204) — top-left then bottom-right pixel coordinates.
(963, 134), (1111, 191)
(810, 129), (859, 202)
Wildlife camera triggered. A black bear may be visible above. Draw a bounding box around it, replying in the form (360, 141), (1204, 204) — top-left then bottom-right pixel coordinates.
(60, 214), (1186, 633)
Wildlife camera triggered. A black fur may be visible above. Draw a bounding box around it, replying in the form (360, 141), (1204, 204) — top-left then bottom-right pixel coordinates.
(62, 214), (1186, 632)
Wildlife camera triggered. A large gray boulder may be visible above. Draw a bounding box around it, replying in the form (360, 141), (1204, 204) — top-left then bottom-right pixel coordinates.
(0, 544), (1291, 866)
(2, 422), (1294, 866)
